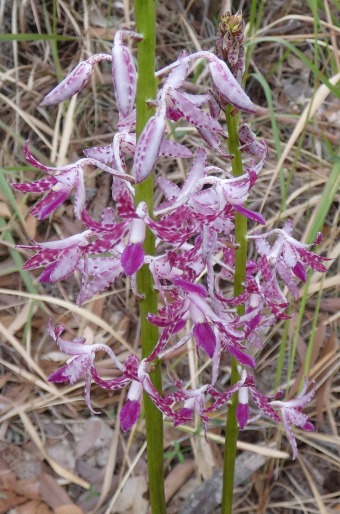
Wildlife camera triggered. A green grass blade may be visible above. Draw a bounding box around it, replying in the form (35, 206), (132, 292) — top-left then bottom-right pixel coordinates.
(247, 37), (340, 98)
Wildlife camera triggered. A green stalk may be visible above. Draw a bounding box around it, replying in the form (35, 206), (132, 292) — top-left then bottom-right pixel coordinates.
(133, 1), (167, 512)
(221, 106), (246, 514)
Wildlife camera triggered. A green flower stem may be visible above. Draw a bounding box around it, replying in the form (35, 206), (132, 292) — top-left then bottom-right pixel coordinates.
(221, 106), (247, 514)
(133, 1), (167, 513)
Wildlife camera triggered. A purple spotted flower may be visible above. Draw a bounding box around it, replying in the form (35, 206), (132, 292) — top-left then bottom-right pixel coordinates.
(47, 322), (126, 412)
(270, 378), (316, 460)
(13, 141), (133, 219)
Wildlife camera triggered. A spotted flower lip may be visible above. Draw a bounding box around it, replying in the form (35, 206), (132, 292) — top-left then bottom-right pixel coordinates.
(120, 380), (143, 432)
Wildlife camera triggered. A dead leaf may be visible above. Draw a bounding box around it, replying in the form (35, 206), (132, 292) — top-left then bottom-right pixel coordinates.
(54, 505), (84, 514)
(0, 442), (41, 480)
(164, 459), (195, 503)
(8, 500), (52, 514)
(315, 331), (338, 422)
(112, 476), (148, 514)
(40, 474), (85, 513)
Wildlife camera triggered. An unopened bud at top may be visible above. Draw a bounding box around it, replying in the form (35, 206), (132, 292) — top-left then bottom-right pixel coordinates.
(215, 11), (245, 84)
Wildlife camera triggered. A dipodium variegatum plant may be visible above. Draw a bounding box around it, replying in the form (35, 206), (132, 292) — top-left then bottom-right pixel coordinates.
(13, 6), (328, 514)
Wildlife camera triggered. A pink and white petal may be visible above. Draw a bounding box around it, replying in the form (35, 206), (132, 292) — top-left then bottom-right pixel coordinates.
(297, 247), (329, 273)
(40, 60), (94, 106)
(281, 412), (298, 460)
(48, 354), (89, 384)
(159, 139), (193, 158)
(276, 262), (299, 300)
(13, 176), (58, 193)
(157, 176), (181, 201)
(24, 140), (57, 172)
(134, 113), (166, 183)
(112, 32), (141, 117)
(48, 246), (82, 282)
(35, 230), (92, 250)
(197, 128), (231, 157)
(78, 264), (123, 303)
(73, 168), (86, 219)
(180, 148), (207, 197)
(208, 59), (256, 113)
(282, 242), (298, 268)
(21, 248), (57, 271)
(30, 187), (70, 219)
(84, 369), (101, 414)
(253, 236), (272, 256)
(48, 364), (72, 383)
(164, 59), (189, 89)
(181, 92), (211, 106)
(83, 144), (117, 167)
(211, 330), (221, 385)
(117, 109), (136, 132)
(168, 89), (224, 133)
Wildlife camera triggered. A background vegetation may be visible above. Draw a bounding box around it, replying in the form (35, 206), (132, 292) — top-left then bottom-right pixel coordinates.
(0, 1), (339, 513)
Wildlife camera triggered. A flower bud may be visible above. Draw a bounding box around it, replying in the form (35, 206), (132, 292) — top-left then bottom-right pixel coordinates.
(40, 61), (94, 106)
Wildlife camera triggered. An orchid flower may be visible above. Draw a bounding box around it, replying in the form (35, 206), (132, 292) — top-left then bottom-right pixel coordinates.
(13, 141), (134, 219)
(47, 323), (125, 413)
(248, 221), (328, 300)
(270, 378), (316, 460)
(19, 230), (93, 283)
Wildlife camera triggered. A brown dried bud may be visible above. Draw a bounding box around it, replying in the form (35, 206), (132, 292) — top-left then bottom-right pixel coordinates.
(215, 11), (245, 84)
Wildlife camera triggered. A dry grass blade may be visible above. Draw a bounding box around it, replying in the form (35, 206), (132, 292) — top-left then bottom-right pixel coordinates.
(298, 455), (329, 514)
(260, 71), (340, 212)
(0, 288), (133, 351)
(19, 410), (90, 489)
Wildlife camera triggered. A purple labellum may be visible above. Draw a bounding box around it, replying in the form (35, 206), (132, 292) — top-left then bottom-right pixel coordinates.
(292, 261), (306, 282)
(120, 399), (141, 432)
(193, 322), (216, 358)
(121, 243), (145, 276)
(228, 345), (256, 368)
(234, 205), (266, 225)
(173, 277), (208, 297)
(236, 402), (249, 429)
